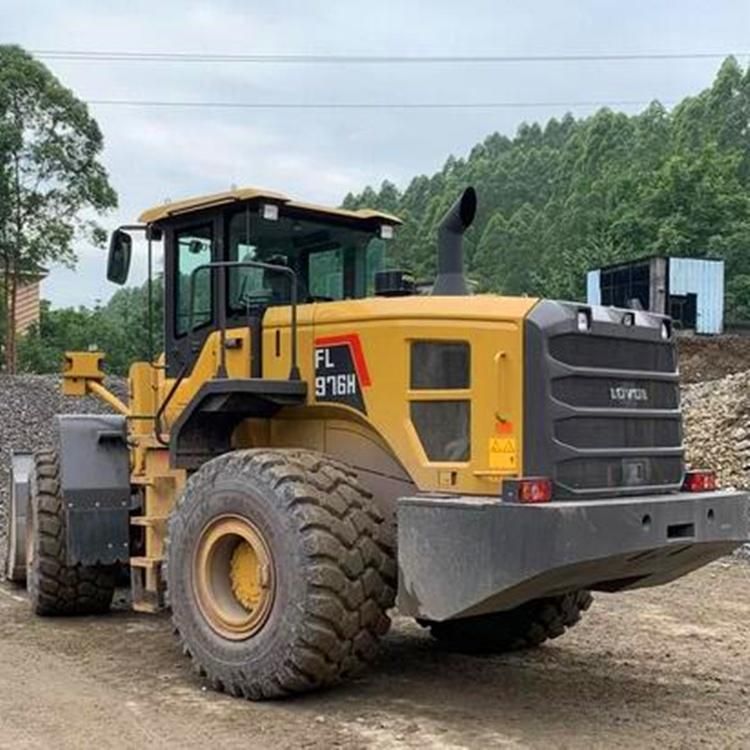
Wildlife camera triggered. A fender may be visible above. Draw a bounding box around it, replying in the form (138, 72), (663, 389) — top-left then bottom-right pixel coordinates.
(57, 415), (131, 566)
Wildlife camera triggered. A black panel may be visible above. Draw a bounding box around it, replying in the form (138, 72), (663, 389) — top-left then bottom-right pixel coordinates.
(524, 301), (683, 499)
(549, 334), (676, 372)
(67, 507), (130, 566)
(410, 341), (470, 390)
(170, 379), (308, 469)
(411, 400), (470, 461)
(556, 456), (683, 492)
(555, 417), (681, 449)
(57, 415), (131, 566)
(314, 342), (366, 413)
(552, 377), (679, 410)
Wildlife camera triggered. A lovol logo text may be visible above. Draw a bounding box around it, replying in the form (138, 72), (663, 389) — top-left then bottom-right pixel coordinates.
(609, 386), (648, 403)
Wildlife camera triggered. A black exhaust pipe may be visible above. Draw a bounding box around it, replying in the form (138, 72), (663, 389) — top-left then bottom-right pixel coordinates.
(432, 186), (477, 296)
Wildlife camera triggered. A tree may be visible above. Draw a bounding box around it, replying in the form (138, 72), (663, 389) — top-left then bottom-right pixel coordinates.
(343, 58), (750, 320)
(0, 45), (117, 372)
(17, 278), (164, 376)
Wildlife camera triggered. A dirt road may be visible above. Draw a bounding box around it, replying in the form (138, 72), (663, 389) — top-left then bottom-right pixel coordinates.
(0, 560), (748, 749)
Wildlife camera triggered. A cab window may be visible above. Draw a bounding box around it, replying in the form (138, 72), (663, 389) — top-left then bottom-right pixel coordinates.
(175, 225), (213, 336)
(226, 210), (385, 310)
(308, 248), (344, 300)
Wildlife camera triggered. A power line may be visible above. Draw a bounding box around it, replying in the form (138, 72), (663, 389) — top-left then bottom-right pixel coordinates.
(33, 50), (747, 64)
(85, 98), (670, 110)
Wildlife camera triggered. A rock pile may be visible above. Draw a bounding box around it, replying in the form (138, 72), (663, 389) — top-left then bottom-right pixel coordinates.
(681, 370), (750, 490)
(0, 375), (125, 568)
(675, 370), (750, 557)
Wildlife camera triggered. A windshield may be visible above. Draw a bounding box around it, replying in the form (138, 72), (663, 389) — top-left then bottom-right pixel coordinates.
(227, 209), (386, 312)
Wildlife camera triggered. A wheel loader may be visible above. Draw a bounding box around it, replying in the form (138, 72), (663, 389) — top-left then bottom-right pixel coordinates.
(4, 185), (749, 699)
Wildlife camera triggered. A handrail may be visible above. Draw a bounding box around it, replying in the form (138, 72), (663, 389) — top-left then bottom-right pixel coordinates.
(153, 259), (301, 447)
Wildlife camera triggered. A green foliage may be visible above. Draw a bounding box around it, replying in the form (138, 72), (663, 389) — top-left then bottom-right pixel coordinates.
(0, 45), (117, 371)
(18, 58), (750, 376)
(344, 58), (750, 315)
(18, 279), (163, 375)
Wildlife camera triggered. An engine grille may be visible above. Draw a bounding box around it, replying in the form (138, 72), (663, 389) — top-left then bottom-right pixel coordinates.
(524, 301), (683, 498)
(549, 334), (676, 372)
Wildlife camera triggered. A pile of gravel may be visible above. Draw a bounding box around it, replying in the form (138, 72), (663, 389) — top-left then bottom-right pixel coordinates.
(681, 370), (750, 490)
(0, 375), (125, 572)
(681, 370), (750, 558)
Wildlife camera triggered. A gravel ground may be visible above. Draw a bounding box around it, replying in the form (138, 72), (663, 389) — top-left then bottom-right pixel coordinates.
(0, 560), (748, 749)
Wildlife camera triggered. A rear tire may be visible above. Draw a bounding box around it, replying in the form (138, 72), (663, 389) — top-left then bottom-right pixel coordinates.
(166, 449), (396, 699)
(427, 591), (593, 653)
(27, 449), (116, 616)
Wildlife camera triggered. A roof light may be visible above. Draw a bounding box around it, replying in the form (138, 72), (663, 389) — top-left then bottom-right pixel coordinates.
(682, 470), (718, 493)
(261, 203), (279, 221)
(577, 310), (591, 333)
(622, 312), (635, 326)
(661, 321), (671, 340)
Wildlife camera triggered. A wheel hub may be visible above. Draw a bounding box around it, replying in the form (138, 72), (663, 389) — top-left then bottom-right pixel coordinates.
(193, 515), (274, 640)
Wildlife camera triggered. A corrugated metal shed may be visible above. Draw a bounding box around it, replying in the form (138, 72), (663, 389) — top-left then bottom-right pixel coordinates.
(585, 256), (725, 335)
(668, 258), (724, 334)
(586, 270), (601, 305)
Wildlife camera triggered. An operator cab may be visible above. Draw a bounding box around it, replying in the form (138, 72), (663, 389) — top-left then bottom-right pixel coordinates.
(107, 187), (402, 376)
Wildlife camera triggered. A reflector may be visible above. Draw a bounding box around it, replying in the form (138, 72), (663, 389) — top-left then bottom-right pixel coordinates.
(518, 478), (553, 504)
(682, 470), (718, 492)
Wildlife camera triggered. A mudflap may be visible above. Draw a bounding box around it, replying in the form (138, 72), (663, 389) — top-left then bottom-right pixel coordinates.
(396, 490), (750, 622)
(57, 415), (132, 566)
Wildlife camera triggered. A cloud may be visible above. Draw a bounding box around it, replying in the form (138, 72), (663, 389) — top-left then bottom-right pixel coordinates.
(6, 0), (748, 306)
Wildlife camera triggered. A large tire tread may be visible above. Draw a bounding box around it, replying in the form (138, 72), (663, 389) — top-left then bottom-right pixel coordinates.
(168, 448), (396, 699)
(428, 590), (593, 653)
(28, 449), (116, 616)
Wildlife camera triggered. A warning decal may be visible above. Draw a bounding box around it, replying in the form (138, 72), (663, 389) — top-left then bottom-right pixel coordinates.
(488, 436), (517, 471)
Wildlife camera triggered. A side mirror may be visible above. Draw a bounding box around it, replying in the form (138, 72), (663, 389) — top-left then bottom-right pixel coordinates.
(107, 229), (132, 284)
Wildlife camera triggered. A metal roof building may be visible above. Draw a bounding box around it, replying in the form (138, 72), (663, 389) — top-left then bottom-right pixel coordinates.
(586, 256), (724, 335)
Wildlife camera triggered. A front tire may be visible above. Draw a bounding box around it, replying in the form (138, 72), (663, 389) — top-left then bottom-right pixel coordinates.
(427, 591), (593, 653)
(27, 449), (116, 616)
(166, 449), (396, 699)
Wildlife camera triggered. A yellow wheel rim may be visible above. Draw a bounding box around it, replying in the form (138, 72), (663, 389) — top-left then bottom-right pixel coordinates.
(193, 515), (275, 640)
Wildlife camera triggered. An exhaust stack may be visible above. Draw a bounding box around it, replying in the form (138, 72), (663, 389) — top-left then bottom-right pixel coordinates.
(432, 186), (477, 296)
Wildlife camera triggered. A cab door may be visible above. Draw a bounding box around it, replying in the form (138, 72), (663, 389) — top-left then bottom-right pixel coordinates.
(163, 212), (221, 377)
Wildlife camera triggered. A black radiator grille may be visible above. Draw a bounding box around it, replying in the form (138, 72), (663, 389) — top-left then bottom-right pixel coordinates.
(555, 417), (681, 449)
(524, 302), (684, 499)
(552, 376), (679, 410)
(549, 334), (677, 372)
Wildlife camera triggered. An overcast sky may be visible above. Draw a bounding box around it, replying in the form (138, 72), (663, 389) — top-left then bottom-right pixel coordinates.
(4, 0), (749, 307)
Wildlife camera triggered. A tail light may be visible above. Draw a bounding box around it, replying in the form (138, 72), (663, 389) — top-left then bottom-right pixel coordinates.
(502, 477), (553, 504)
(682, 470), (718, 492)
